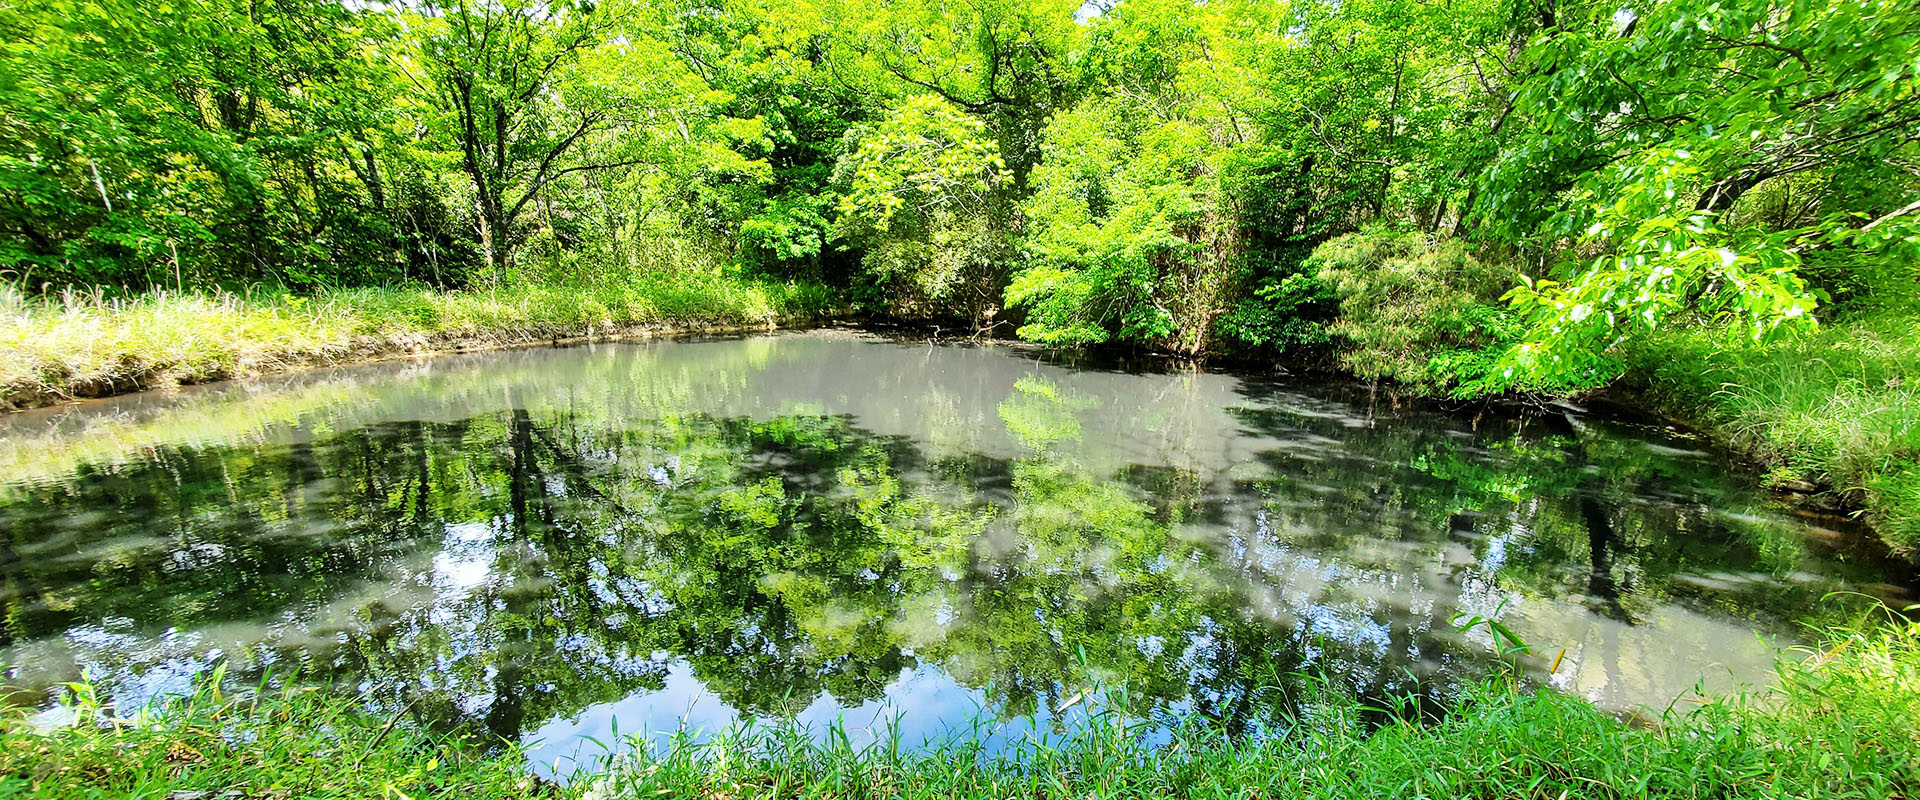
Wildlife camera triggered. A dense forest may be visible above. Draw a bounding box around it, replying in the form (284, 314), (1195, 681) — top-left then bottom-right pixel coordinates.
(1, 0), (1917, 542)
(4, 0), (1913, 363)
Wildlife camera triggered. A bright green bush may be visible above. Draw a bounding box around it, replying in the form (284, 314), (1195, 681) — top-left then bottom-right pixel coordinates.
(1214, 268), (1339, 358)
(1010, 98), (1234, 355)
(1310, 226), (1522, 394)
(833, 95), (1016, 322)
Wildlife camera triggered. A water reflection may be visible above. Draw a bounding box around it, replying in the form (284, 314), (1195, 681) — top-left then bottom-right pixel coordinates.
(0, 330), (1908, 765)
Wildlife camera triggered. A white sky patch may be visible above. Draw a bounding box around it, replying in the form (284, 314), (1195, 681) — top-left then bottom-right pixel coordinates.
(432, 521), (497, 595)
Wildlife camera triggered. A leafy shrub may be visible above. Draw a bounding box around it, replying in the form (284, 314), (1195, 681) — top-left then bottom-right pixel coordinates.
(833, 95), (1014, 322)
(1310, 225), (1520, 393)
(1010, 99), (1242, 355)
(1214, 265), (1338, 359)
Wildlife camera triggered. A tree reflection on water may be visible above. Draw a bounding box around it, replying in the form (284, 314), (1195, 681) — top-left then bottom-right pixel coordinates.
(0, 332), (1906, 754)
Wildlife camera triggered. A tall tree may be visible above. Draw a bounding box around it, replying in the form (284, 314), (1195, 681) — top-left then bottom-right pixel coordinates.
(1480, 0), (1920, 389)
(0, 0), (407, 289)
(411, 0), (625, 280)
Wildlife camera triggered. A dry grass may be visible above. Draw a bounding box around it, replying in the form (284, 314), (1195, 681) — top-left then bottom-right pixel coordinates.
(0, 274), (835, 410)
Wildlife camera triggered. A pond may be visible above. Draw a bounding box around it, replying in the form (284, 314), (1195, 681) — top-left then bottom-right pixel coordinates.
(0, 329), (1911, 773)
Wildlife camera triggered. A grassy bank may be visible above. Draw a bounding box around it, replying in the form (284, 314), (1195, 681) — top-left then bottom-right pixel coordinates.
(1295, 225), (1920, 556)
(1623, 310), (1920, 554)
(4, 618), (1916, 799)
(0, 273), (838, 411)
(5, 266), (1916, 560)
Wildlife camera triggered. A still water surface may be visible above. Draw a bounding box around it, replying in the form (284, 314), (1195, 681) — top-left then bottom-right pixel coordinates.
(0, 330), (1910, 770)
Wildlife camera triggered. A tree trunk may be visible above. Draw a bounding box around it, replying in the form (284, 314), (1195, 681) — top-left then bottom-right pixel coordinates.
(1453, 184), (1480, 236)
(1695, 172), (1766, 213)
(478, 202), (511, 283)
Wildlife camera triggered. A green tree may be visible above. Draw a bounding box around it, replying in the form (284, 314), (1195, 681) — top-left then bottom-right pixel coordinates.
(407, 0), (764, 282)
(834, 94), (1012, 320)
(0, 0), (415, 289)
(1480, 0), (1920, 389)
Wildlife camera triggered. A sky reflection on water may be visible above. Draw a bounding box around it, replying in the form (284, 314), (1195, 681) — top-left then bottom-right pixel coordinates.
(0, 330), (1910, 772)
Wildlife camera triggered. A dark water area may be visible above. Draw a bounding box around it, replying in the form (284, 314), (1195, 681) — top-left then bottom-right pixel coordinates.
(0, 329), (1911, 773)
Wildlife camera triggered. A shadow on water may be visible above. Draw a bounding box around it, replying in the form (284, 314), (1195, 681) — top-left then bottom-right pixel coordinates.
(0, 330), (1911, 772)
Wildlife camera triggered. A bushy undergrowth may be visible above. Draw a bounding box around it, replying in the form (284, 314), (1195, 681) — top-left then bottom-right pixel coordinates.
(1310, 226), (1523, 394)
(5, 619), (1915, 799)
(1625, 311), (1920, 552)
(0, 273), (836, 410)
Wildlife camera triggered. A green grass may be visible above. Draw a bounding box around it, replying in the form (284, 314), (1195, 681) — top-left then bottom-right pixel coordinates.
(1624, 310), (1920, 553)
(0, 271), (838, 411)
(5, 617), (1916, 799)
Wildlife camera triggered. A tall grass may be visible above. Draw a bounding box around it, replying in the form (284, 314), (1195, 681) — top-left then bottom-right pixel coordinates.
(0, 272), (838, 410)
(1625, 310), (1920, 552)
(6, 617), (1916, 799)
(0, 671), (543, 799)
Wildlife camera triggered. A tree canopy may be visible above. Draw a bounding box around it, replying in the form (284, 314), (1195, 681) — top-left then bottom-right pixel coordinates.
(2, 0), (1915, 391)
